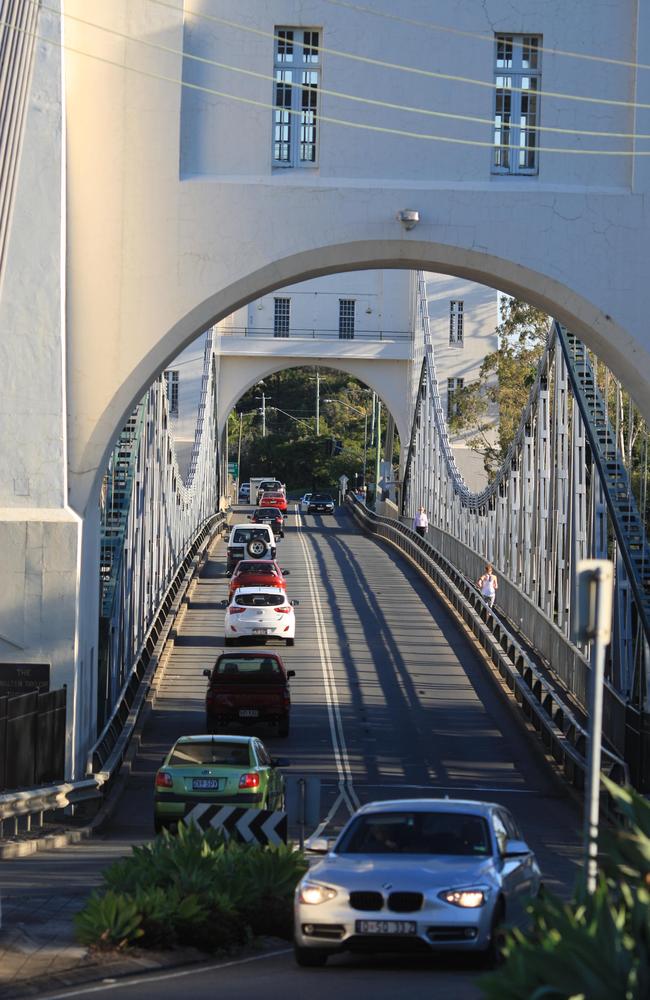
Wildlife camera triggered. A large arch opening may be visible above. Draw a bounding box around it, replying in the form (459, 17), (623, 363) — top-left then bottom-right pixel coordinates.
(77, 239), (647, 515)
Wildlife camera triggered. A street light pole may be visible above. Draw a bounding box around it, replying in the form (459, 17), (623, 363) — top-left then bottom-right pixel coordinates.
(316, 370), (320, 435)
(236, 412), (243, 494)
(375, 399), (382, 506)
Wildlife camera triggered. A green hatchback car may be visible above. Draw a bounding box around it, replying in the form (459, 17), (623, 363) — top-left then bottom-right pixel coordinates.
(153, 734), (287, 833)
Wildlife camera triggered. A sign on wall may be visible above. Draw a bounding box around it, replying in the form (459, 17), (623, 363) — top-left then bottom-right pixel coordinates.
(0, 663), (50, 699)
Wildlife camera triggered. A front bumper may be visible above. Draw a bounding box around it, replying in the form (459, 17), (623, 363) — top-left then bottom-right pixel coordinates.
(308, 505), (334, 513)
(294, 898), (493, 953)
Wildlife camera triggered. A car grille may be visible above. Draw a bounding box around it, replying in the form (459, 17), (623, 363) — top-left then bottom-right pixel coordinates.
(388, 892), (423, 913)
(426, 926), (478, 942)
(349, 891), (383, 911)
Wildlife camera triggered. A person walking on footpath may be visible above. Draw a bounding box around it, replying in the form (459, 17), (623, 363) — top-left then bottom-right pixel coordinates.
(413, 506), (428, 538)
(477, 563), (498, 609)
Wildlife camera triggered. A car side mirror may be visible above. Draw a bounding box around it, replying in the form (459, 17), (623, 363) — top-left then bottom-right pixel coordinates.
(271, 757), (290, 768)
(306, 836), (332, 854)
(287, 669), (296, 678)
(503, 838), (530, 858)
(281, 569), (290, 575)
(202, 669), (211, 678)
(290, 599), (299, 606)
(219, 599), (228, 608)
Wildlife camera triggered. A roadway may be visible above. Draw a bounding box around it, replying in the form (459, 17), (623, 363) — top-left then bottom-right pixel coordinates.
(3, 504), (583, 999)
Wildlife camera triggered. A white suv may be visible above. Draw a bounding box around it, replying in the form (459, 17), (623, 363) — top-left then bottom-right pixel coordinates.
(226, 524), (276, 574)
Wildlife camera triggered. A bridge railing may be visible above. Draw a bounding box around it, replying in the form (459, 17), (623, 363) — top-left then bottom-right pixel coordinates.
(348, 496), (629, 793)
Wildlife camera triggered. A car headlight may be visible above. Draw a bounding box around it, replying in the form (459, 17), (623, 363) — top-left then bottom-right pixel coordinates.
(439, 888), (488, 908)
(298, 880), (338, 905)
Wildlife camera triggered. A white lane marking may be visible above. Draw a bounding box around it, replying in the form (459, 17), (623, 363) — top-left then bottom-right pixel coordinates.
(295, 503), (360, 827)
(40, 948), (293, 999)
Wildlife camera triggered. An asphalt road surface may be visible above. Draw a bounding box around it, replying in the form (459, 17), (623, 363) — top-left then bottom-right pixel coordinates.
(6, 504), (583, 999)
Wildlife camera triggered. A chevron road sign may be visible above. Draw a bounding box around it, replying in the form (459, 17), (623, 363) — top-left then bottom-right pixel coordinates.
(182, 804), (288, 845)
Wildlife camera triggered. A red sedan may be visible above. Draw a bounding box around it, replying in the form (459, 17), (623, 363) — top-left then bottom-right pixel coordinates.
(228, 559), (288, 599)
(260, 492), (288, 513)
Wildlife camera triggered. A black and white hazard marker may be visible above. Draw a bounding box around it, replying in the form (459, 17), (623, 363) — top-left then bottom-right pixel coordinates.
(182, 804), (288, 846)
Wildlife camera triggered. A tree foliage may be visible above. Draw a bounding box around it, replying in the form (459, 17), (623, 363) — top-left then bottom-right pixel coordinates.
(448, 298), (550, 477)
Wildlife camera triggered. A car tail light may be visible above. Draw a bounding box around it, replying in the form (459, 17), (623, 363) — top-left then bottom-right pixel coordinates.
(239, 772), (260, 789)
(155, 771), (173, 788)
(275, 606), (291, 614)
(228, 606), (246, 614)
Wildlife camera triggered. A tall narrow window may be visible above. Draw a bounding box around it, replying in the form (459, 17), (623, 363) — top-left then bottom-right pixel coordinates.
(447, 377), (464, 420)
(339, 299), (355, 339)
(449, 300), (464, 345)
(273, 28), (320, 167)
(493, 34), (541, 175)
(164, 370), (179, 417)
(274, 297), (291, 337)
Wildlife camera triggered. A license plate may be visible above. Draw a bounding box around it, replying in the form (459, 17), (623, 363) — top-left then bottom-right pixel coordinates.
(252, 628), (270, 634)
(192, 778), (221, 790)
(239, 709), (259, 717)
(355, 920), (417, 936)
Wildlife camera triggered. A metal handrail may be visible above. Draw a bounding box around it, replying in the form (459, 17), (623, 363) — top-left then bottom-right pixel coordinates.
(217, 326), (412, 341)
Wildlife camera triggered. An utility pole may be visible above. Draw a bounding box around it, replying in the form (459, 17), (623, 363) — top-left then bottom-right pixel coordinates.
(375, 399), (382, 507)
(363, 409), (368, 486)
(316, 370), (320, 436)
(236, 412), (243, 493)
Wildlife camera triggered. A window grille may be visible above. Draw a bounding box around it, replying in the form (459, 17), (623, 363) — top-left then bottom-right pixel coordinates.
(447, 377), (464, 419)
(164, 370), (179, 417)
(339, 299), (355, 339)
(449, 300), (464, 345)
(273, 28), (320, 167)
(274, 297), (291, 337)
(493, 34), (541, 174)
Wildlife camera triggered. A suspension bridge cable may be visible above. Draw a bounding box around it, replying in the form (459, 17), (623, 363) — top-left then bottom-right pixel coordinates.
(5, 14), (650, 158)
(144, 0), (650, 112)
(29, 0), (650, 144)
(323, 0), (650, 74)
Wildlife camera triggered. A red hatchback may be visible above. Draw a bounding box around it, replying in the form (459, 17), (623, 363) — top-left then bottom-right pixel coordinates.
(260, 492), (288, 513)
(228, 559), (288, 599)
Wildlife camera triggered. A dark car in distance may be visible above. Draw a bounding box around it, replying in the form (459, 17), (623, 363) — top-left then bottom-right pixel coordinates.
(204, 652), (295, 737)
(307, 493), (335, 514)
(249, 506), (285, 537)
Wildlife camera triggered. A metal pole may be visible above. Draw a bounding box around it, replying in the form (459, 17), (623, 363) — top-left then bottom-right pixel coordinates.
(375, 400), (382, 507)
(262, 393), (266, 438)
(363, 411), (368, 485)
(580, 562), (613, 894)
(236, 412), (243, 498)
(316, 371), (320, 436)
(298, 777), (306, 851)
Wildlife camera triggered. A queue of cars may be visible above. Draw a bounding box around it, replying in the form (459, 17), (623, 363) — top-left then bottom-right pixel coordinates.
(155, 484), (542, 971)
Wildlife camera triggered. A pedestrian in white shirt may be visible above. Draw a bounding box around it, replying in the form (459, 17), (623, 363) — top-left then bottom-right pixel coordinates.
(477, 563), (498, 609)
(413, 506), (428, 538)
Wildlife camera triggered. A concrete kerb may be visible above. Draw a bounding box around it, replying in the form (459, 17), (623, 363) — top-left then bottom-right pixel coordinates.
(0, 512), (231, 858)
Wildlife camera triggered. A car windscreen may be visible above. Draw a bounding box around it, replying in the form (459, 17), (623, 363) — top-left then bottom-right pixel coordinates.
(336, 811), (492, 856)
(168, 741), (251, 766)
(232, 528), (269, 543)
(212, 657), (284, 684)
(234, 593), (285, 607)
(235, 563), (279, 576)
(312, 494), (333, 502)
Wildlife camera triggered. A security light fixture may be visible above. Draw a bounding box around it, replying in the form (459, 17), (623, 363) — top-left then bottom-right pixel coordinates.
(396, 209), (420, 230)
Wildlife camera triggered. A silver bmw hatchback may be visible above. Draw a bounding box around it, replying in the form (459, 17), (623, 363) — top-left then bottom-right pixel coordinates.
(294, 798), (542, 967)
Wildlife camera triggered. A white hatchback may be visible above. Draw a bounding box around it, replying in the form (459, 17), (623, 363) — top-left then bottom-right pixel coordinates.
(299, 493), (312, 513)
(224, 587), (298, 647)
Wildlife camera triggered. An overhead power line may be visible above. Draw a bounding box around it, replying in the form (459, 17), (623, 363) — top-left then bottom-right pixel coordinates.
(29, 0), (650, 143)
(3, 13), (650, 157)
(323, 0), (650, 74)
(145, 0), (650, 112)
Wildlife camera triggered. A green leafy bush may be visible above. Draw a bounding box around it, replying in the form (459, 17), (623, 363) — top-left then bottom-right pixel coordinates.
(76, 826), (307, 953)
(75, 891), (143, 950)
(481, 780), (650, 999)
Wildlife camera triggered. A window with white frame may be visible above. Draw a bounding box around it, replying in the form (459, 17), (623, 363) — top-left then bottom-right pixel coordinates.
(493, 34), (541, 174)
(449, 300), (464, 345)
(339, 299), (355, 339)
(164, 370), (179, 417)
(274, 297), (291, 337)
(273, 28), (320, 167)
(447, 377), (464, 420)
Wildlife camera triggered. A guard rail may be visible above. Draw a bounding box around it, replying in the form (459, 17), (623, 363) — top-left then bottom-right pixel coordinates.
(348, 497), (629, 791)
(0, 510), (229, 842)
